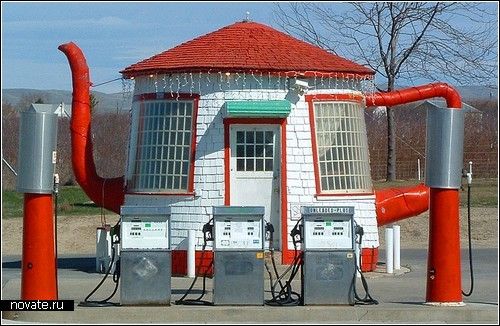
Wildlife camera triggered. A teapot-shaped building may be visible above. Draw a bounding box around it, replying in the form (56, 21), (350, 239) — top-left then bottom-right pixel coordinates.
(60, 21), (433, 274)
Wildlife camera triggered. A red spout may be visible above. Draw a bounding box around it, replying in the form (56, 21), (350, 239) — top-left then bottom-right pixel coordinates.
(58, 42), (124, 214)
(375, 183), (429, 226)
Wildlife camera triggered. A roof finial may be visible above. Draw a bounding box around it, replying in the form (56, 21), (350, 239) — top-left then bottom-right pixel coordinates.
(244, 11), (251, 22)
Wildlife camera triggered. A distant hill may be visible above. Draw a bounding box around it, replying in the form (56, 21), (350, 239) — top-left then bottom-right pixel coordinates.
(2, 85), (496, 112)
(2, 88), (132, 113)
(454, 86), (498, 102)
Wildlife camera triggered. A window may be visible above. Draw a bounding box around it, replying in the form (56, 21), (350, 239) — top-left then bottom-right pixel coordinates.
(128, 100), (195, 192)
(313, 101), (372, 193)
(235, 130), (274, 172)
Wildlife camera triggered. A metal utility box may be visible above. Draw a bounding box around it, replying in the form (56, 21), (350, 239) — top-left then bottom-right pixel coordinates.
(212, 206), (265, 305)
(17, 104), (58, 194)
(120, 206), (171, 305)
(425, 107), (465, 189)
(301, 206), (356, 305)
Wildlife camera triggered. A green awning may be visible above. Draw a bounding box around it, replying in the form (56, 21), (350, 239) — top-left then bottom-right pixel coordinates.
(226, 100), (291, 118)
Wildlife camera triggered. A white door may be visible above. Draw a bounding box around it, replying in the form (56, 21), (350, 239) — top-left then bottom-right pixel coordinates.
(230, 125), (281, 249)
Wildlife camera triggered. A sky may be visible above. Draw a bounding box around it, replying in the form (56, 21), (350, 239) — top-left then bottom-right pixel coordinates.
(2, 2), (498, 95)
(1, 1), (282, 94)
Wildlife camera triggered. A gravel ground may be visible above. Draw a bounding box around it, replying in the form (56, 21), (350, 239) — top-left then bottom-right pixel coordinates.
(1, 207), (497, 255)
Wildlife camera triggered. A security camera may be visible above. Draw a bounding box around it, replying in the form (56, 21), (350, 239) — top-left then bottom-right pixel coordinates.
(289, 79), (310, 95)
(290, 79), (309, 89)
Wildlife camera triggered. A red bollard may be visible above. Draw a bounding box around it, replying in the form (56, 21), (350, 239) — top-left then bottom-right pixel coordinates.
(426, 188), (462, 304)
(21, 193), (58, 300)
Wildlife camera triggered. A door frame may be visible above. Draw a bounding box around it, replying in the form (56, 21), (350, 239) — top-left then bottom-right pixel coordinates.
(223, 117), (291, 263)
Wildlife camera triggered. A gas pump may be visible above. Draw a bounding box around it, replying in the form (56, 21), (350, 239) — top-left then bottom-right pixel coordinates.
(212, 206), (265, 305)
(120, 206), (171, 305)
(301, 206), (356, 305)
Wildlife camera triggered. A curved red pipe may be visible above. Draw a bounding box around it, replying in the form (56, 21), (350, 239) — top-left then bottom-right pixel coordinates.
(367, 82), (462, 225)
(366, 82), (463, 302)
(365, 82), (461, 109)
(58, 42), (124, 214)
(375, 183), (429, 226)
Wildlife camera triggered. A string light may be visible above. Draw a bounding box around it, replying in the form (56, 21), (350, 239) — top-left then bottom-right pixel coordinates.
(129, 69), (375, 105)
(260, 71), (265, 99)
(225, 72), (231, 88)
(235, 72), (240, 87)
(169, 74), (174, 97)
(189, 72), (194, 96)
(251, 71), (258, 87)
(176, 74), (181, 100)
(198, 72), (202, 95)
(218, 71), (223, 91)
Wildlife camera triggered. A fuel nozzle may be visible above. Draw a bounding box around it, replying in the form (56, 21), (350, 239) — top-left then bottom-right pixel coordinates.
(265, 222), (274, 241)
(355, 225), (364, 245)
(53, 173), (60, 194)
(355, 225), (364, 236)
(202, 222), (214, 242)
(466, 161), (473, 185)
(462, 162), (473, 184)
(290, 224), (303, 243)
(111, 223), (121, 244)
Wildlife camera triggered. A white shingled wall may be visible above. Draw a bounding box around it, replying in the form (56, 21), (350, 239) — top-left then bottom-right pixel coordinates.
(124, 73), (379, 251)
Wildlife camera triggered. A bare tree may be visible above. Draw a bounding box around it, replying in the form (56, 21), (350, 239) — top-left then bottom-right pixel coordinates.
(90, 92), (99, 114)
(274, 2), (497, 181)
(17, 93), (49, 111)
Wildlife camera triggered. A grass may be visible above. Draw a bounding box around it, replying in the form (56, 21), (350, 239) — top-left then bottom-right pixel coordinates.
(373, 178), (498, 208)
(2, 186), (105, 218)
(2, 179), (497, 218)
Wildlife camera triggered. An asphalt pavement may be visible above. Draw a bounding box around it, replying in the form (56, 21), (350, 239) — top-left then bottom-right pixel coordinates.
(1, 248), (498, 324)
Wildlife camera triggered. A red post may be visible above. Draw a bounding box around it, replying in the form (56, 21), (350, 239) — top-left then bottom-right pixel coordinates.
(426, 188), (462, 303)
(21, 193), (58, 300)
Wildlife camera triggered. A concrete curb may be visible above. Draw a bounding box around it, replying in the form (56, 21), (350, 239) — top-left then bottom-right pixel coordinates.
(2, 303), (498, 324)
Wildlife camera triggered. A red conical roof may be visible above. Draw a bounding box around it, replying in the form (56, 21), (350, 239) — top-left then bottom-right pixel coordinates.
(120, 21), (374, 78)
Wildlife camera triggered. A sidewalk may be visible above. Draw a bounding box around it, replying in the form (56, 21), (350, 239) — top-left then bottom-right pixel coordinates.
(2, 248), (498, 324)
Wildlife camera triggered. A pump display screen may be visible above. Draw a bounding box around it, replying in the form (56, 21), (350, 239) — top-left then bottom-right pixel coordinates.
(304, 218), (353, 250)
(121, 219), (169, 250)
(214, 218), (262, 250)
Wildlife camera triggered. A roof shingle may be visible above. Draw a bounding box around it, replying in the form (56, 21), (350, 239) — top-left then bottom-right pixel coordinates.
(120, 21), (374, 78)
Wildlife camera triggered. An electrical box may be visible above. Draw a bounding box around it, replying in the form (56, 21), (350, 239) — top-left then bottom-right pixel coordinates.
(301, 206), (356, 305)
(120, 206), (171, 305)
(17, 104), (58, 194)
(212, 206), (265, 305)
